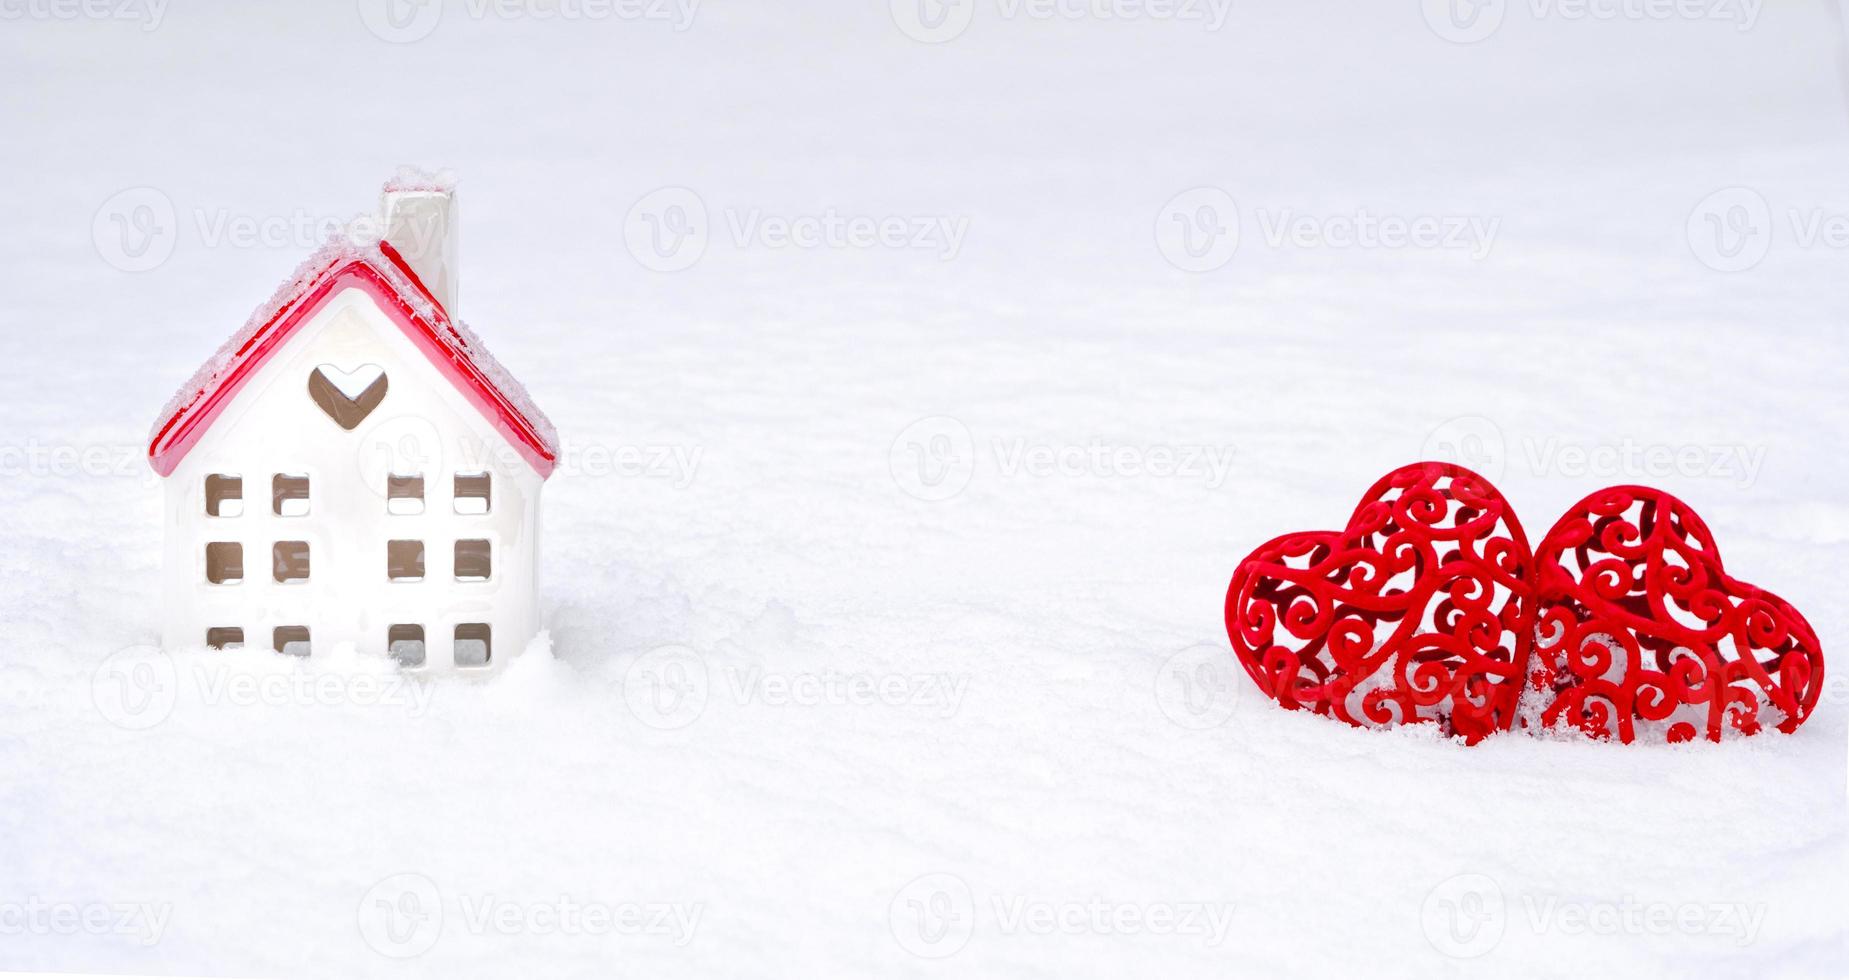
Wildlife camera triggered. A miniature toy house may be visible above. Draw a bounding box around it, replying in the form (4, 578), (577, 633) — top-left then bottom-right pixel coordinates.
(148, 175), (557, 670)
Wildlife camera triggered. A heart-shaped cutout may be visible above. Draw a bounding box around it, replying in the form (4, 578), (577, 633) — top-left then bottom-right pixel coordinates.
(308, 363), (388, 430)
(1527, 486), (1824, 743)
(1224, 462), (1536, 743)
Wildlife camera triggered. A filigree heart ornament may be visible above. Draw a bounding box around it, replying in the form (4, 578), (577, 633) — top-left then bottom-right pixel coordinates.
(1527, 486), (1824, 743)
(1224, 462), (1536, 743)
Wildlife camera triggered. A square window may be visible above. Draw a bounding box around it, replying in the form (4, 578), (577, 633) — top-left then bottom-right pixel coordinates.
(388, 540), (425, 582)
(273, 540), (310, 583)
(387, 473), (425, 515)
(273, 474), (310, 517)
(205, 474), (242, 517)
(454, 623), (491, 667)
(454, 472), (491, 515)
(206, 627), (243, 650)
(205, 542), (243, 584)
(388, 624), (426, 667)
(274, 626), (310, 657)
(454, 539), (491, 581)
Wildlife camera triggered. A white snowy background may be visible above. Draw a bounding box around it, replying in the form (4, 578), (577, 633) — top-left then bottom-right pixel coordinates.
(1, 1), (1846, 977)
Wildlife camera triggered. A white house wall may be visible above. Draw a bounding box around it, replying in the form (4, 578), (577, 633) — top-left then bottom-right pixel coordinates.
(159, 286), (543, 669)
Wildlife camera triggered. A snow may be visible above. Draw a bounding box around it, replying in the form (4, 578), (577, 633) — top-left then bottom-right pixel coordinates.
(382, 166), (459, 196)
(1, 2), (1846, 978)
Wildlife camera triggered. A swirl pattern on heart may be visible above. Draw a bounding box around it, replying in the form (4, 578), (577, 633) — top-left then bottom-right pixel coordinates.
(1529, 486), (1824, 743)
(1224, 462), (1535, 744)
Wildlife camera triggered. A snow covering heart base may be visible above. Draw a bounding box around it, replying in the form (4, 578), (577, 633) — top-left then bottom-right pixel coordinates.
(1223, 462), (1825, 745)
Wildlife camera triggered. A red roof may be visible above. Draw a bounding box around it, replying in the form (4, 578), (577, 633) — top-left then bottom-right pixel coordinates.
(148, 237), (558, 479)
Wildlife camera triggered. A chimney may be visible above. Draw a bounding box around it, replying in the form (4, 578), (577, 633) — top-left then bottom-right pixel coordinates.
(381, 178), (459, 315)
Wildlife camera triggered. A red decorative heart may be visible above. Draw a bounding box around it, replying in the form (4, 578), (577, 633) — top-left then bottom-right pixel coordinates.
(1527, 486), (1824, 743)
(1224, 462), (1536, 743)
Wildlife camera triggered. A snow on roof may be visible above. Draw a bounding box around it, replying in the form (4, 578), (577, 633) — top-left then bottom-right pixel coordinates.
(148, 220), (558, 478)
